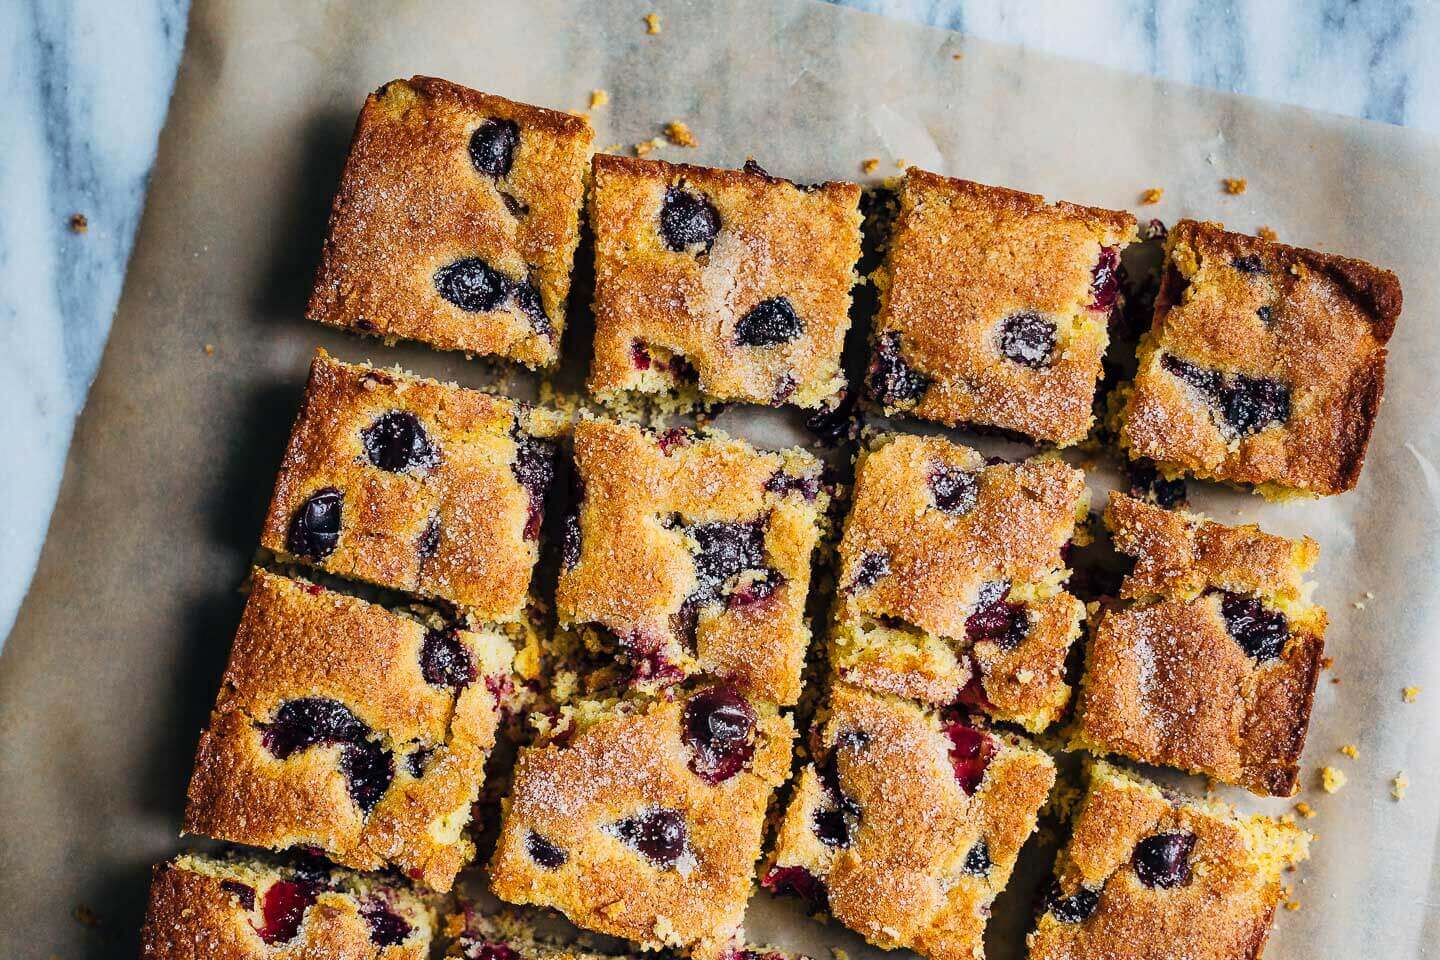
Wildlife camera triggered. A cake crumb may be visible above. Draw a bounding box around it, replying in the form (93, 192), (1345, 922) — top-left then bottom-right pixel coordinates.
(1284, 900), (1301, 912)
(1402, 685), (1421, 702)
(1294, 801), (1315, 819)
(203, 343), (216, 356)
(633, 137), (665, 157)
(861, 158), (880, 174)
(590, 89), (609, 110)
(1140, 187), (1164, 205)
(1320, 656), (1334, 671)
(896, 158), (908, 169)
(951, 53), (964, 61)
(1392, 772), (1408, 801)
(1339, 744), (1359, 759)
(1352, 599), (1366, 610)
(664, 121), (698, 147)
(644, 12), (661, 34)
(568, 109), (591, 121)
(1015, 668), (1035, 684)
(1223, 177), (1248, 194)
(1320, 766), (1346, 793)
(69, 213), (89, 233)
(1258, 225), (1278, 241)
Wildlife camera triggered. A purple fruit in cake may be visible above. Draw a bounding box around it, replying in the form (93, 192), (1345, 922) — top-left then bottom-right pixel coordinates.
(868, 332), (929, 408)
(1256, 305), (1274, 325)
(1133, 832), (1196, 888)
(630, 340), (653, 370)
(469, 118), (519, 178)
(1126, 460), (1187, 509)
(359, 899), (412, 946)
(728, 569), (783, 609)
(735, 296), (804, 347)
(420, 627), (477, 689)
(524, 831), (567, 869)
(849, 550), (891, 591)
(942, 721), (994, 795)
(406, 747), (433, 778)
(613, 808), (689, 868)
(1161, 353), (1224, 397)
(286, 488), (343, 561)
(812, 756), (862, 848)
(929, 464), (979, 515)
(688, 521), (767, 598)
(659, 187), (721, 253)
(510, 432), (555, 541)
(261, 698), (368, 759)
(683, 685), (757, 784)
(511, 279), (553, 337)
(998, 311), (1057, 368)
(361, 411), (438, 474)
(561, 510), (582, 570)
(435, 257), (509, 313)
(1219, 592), (1289, 661)
(966, 581), (1029, 651)
(257, 880), (319, 944)
(803, 387), (862, 447)
(1221, 373), (1289, 436)
(1045, 882), (1099, 923)
(417, 514), (442, 558)
(220, 880), (256, 911)
(761, 865), (827, 910)
(1231, 253), (1266, 274)
(962, 839), (991, 876)
(340, 739), (394, 813)
(765, 469), (821, 501)
(1091, 246), (1121, 309)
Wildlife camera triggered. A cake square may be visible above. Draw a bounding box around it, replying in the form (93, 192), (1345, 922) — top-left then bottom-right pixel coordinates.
(183, 569), (514, 891)
(140, 852), (433, 959)
(261, 350), (563, 624)
(587, 154), (862, 410)
(830, 433), (1088, 732)
(1119, 219), (1401, 496)
(487, 684), (795, 954)
(554, 418), (828, 705)
(763, 683), (1055, 960)
(867, 168), (1137, 446)
(1027, 760), (1309, 960)
(307, 76), (592, 367)
(1071, 493), (1326, 796)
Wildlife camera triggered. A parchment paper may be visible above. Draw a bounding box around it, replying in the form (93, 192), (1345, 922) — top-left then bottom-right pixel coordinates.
(3, 1), (1438, 957)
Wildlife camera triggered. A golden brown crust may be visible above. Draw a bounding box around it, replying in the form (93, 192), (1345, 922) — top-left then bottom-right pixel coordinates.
(556, 418), (826, 705)
(183, 570), (511, 890)
(830, 434), (1086, 730)
(487, 687), (795, 953)
(587, 154), (862, 408)
(767, 684), (1055, 960)
(140, 856), (431, 960)
(307, 77), (592, 367)
(260, 350), (560, 622)
(871, 168), (1137, 445)
(1121, 219), (1402, 495)
(1028, 761), (1309, 960)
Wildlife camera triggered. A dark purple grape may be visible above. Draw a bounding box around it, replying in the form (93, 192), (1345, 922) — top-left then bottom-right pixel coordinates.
(849, 550), (891, 591)
(683, 686), (757, 784)
(612, 808), (689, 868)
(524, 831), (567, 869)
(735, 297), (804, 347)
(1219, 592), (1289, 661)
(929, 465), (979, 515)
(420, 627), (476, 689)
(1132, 832), (1196, 888)
(359, 899), (412, 946)
(361, 411), (437, 473)
(286, 488), (343, 560)
(434, 257), (509, 312)
(867, 332), (929, 409)
(998, 311), (1057, 368)
(469, 119), (519, 178)
(659, 187), (721, 253)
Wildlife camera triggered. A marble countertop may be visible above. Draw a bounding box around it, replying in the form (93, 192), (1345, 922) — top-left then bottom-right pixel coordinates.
(2, 0), (1436, 647)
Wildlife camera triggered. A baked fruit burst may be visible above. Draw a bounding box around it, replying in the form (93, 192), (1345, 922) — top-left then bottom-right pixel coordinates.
(262, 350), (564, 625)
(140, 851), (433, 959)
(183, 569), (514, 891)
(764, 683), (1055, 960)
(867, 168), (1138, 446)
(308, 77), (592, 368)
(487, 684), (795, 954)
(587, 154), (862, 410)
(554, 417), (828, 706)
(1071, 493), (1327, 797)
(1027, 760), (1310, 960)
(1118, 219), (1401, 497)
(830, 433), (1088, 732)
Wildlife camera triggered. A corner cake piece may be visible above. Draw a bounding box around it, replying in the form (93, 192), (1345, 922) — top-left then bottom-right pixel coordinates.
(307, 76), (592, 367)
(1118, 219), (1401, 496)
(1027, 759), (1309, 960)
(866, 168), (1137, 446)
(261, 350), (564, 624)
(587, 154), (862, 410)
(141, 851), (433, 959)
(830, 434), (1087, 732)
(183, 569), (514, 891)
(487, 684), (795, 954)
(1070, 493), (1326, 796)
(554, 417), (828, 705)
(764, 683), (1055, 960)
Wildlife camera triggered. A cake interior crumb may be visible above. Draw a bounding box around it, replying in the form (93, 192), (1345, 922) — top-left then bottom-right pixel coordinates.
(1320, 766), (1347, 793)
(1224, 177), (1248, 194)
(645, 12), (661, 34)
(1140, 187), (1164, 204)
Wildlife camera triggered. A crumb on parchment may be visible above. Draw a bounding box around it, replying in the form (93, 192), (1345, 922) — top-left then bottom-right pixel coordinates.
(1392, 772), (1408, 801)
(1340, 744), (1359, 759)
(590, 89), (609, 109)
(861, 158), (879, 174)
(203, 343), (215, 356)
(69, 213), (89, 233)
(644, 12), (661, 34)
(1223, 177), (1248, 194)
(664, 121), (697, 147)
(634, 136), (664, 157)
(1140, 187), (1164, 204)
(1258, 225), (1278, 241)
(1294, 801), (1315, 819)
(1403, 686), (1421, 702)
(1320, 766), (1346, 793)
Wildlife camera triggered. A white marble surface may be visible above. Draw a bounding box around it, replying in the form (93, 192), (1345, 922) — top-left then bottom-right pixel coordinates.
(1, 0), (1436, 648)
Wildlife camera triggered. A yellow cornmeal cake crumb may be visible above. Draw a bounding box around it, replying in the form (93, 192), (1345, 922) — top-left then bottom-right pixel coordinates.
(1392, 772), (1408, 800)
(1258, 225), (1278, 241)
(1224, 177), (1249, 194)
(1140, 187), (1164, 204)
(861, 158), (880, 174)
(203, 343), (215, 356)
(69, 212), (89, 233)
(1403, 685), (1422, 702)
(1339, 744), (1359, 759)
(1294, 801), (1315, 819)
(634, 136), (664, 157)
(1320, 766), (1347, 793)
(1284, 900), (1302, 912)
(644, 12), (661, 33)
(590, 89), (609, 109)
(664, 121), (698, 147)
(896, 157), (908, 168)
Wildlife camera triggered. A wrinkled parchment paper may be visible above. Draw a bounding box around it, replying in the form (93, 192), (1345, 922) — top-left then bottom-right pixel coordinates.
(3, 1), (1438, 956)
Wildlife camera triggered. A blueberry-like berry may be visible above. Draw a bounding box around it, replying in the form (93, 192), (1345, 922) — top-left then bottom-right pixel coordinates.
(688, 521), (767, 600)
(1126, 460), (1187, 509)
(561, 511), (583, 569)
(1133, 832), (1197, 888)
(965, 581), (1029, 651)
(420, 628), (477, 689)
(1232, 254), (1266, 274)
(617, 627), (686, 685)
(868, 332), (929, 409)
(511, 279), (553, 338)
(728, 569), (783, 609)
(220, 880), (256, 911)
(361, 411), (437, 474)
(812, 756), (862, 848)
(761, 865), (828, 910)
(929, 464), (979, 515)
(683, 685), (758, 784)
(524, 831), (567, 869)
(850, 550), (891, 591)
(510, 432), (556, 541)
(765, 469), (821, 501)
(1045, 882), (1099, 924)
(660, 187), (721, 253)
(435, 257), (509, 313)
(735, 297), (804, 347)
(1161, 354), (1289, 437)
(418, 515), (441, 558)
(257, 880), (320, 944)
(359, 899), (412, 947)
(340, 739), (395, 813)
(803, 388), (862, 447)
(961, 839), (991, 876)
(406, 747), (433, 778)
(1160, 354), (1225, 397)
(1256, 305), (1274, 325)
(1219, 592), (1289, 661)
(261, 698), (392, 813)
(612, 808), (689, 868)
(999, 311), (1058, 368)
(1091, 246), (1122, 310)
(942, 721), (995, 795)
(630, 340), (653, 371)
(287, 488), (343, 561)
(469, 119), (519, 178)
